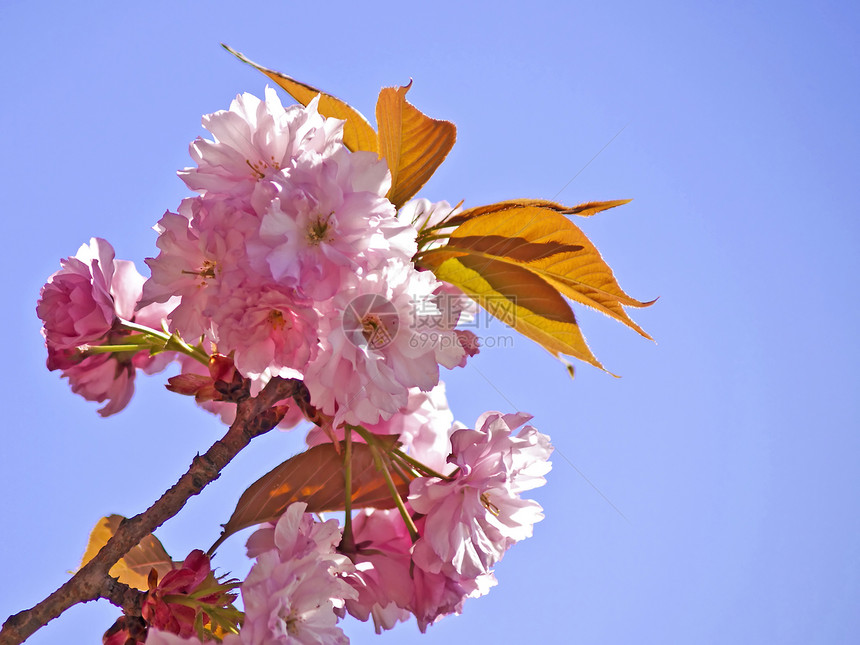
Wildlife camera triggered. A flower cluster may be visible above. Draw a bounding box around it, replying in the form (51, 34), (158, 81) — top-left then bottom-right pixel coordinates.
(344, 412), (552, 633)
(37, 87), (554, 643)
(139, 89), (468, 427)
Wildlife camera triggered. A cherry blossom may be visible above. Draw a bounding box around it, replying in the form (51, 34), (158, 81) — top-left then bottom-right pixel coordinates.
(240, 503), (356, 644)
(141, 550), (235, 638)
(140, 197), (258, 341)
(250, 147), (413, 300)
(212, 282), (319, 395)
(179, 89), (342, 215)
(409, 412), (552, 579)
(38, 238), (131, 349)
(343, 508), (495, 633)
(32, 78), (566, 644)
(303, 259), (465, 427)
(37, 238), (174, 416)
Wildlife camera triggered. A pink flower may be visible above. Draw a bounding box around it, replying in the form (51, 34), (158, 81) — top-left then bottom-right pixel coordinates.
(179, 89), (343, 215)
(409, 413), (552, 579)
(240, 503), (356, 644)
(303, 260), (465, 428)
(140, 197), (259, 341)
(37, 238), (127, 350)
(38, 238), (174, 416)
(409, 553), (495, 633)
(245, 502), (344, 561)
(211, 282), (319, 395)
(54, 353), (135, 417)
(250, 148), (413, 300)
(342, 509), (415, 632)
(343, 509), (495, 633)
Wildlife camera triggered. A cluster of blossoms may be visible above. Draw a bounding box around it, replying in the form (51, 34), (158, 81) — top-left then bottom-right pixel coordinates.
(36, 88), (552, 643)
(136, 409), (551, 644)
(140, 89), (473, 428)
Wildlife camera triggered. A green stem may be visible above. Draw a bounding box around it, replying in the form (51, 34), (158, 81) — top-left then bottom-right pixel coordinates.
(118, 319), (169, 338)
(387, 458), (413, 493)
(341, 430), (356, 552)
(391, 448), (451, 480)
(82, 344), (145, 354)
(118, 319), (210, 365)
(377, 453), (419, 541)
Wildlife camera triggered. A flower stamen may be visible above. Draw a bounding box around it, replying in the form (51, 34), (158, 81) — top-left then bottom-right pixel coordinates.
(307, 212), (333, 245)
(362, 314), (393, 349)
(481, 492), (501, 517)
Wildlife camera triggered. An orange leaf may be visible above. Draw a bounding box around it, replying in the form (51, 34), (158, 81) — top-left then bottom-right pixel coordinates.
(422, 253), (607, 370)
(423, 201), (653, 338)
(212, 440), (412, 550)
(440, 198), (631, 228)
(79, 515), (174, 590)
(441, 200), (579, 228)
(222, 44), (378, 154)
(376, 82), (456, 209)
(567, 199), (632, 217)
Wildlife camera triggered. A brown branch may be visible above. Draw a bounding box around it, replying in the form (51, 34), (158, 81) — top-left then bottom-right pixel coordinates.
(0, 377), (300, 645)
(100, 578), (145, 616)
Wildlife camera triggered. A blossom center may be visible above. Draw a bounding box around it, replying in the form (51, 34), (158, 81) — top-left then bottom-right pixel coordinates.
(281, 608), (301, 636)
(307, 213), (333, 246)
(361, 314), (394, 349)
(245, 156), (281, 179)
(181, 259), (217, 287)
(268, 309), (288, 331)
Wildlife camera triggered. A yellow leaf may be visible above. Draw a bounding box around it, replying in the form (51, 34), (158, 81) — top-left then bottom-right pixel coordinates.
(440, 199), (631, 228)
(566, 199), (633, 217)
(423, 254), (607, 371)
(79, 515), (174, 590)
(376, 82), (456, 209)
(422, 201), (653, 339)
(222, 44), (378, 154)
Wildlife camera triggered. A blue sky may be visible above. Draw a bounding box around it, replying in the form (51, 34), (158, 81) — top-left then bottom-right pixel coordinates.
(2, 1), (859, 643)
